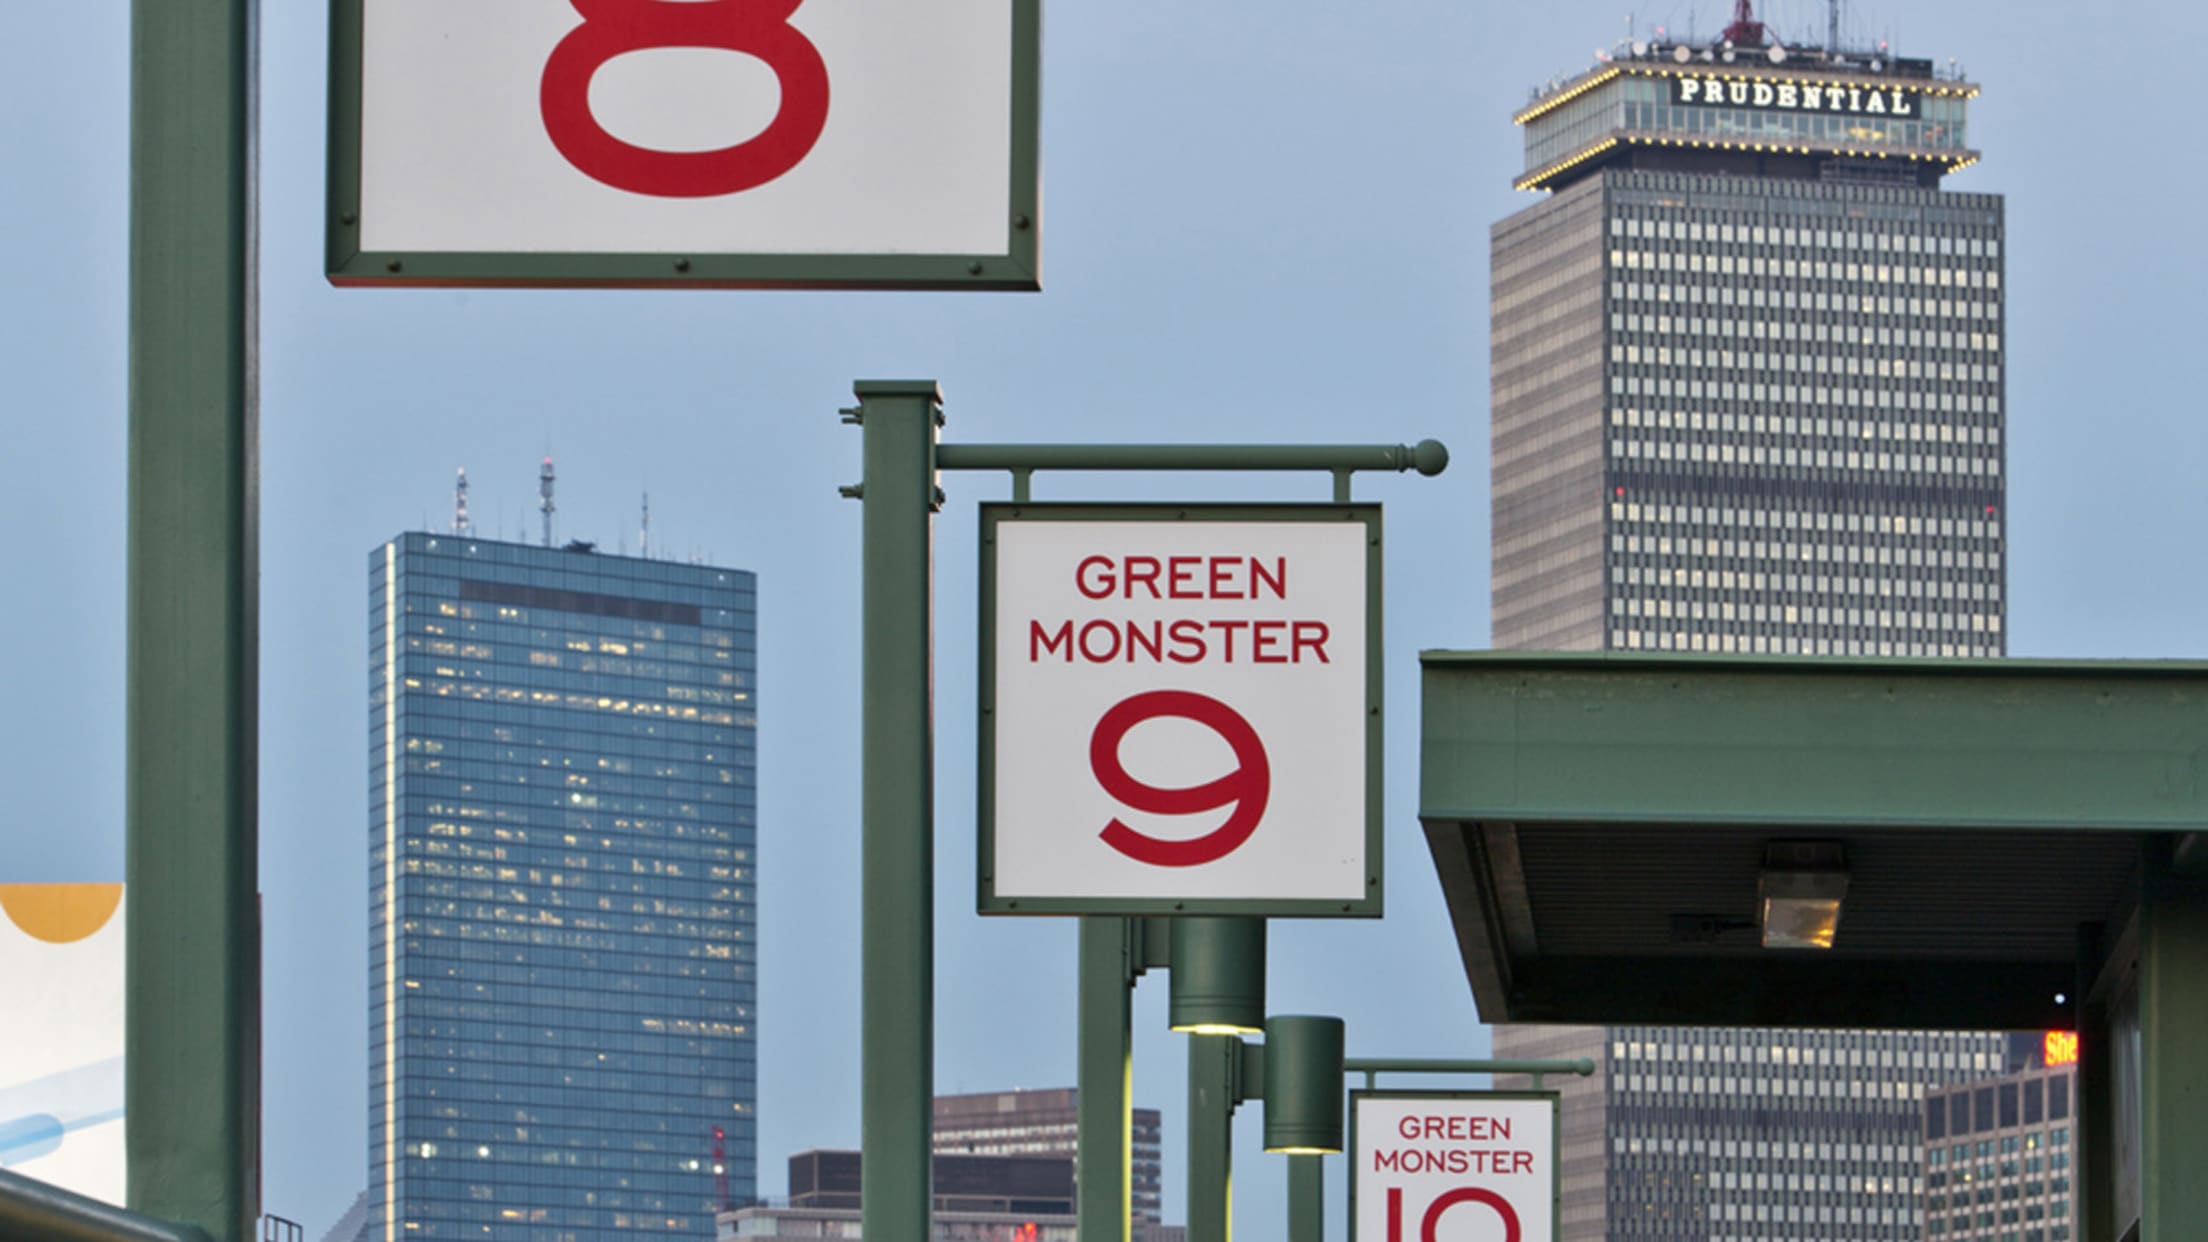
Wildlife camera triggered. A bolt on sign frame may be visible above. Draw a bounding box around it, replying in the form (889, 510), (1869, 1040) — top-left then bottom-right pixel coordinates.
(326, 0), (1041, 289)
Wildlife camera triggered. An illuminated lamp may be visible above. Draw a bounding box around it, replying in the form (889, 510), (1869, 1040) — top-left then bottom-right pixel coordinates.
(1759, 841), (1848, 949)
(1262, 1015), (1346, 1154)
(1168, 917), (1266, 1034)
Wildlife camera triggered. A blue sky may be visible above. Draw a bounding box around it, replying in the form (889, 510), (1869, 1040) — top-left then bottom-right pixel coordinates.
(5, 1), (2205, 1237)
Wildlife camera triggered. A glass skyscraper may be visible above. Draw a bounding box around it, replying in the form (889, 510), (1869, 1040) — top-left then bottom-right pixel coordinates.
(371, 532), (757, 1240)
(1488, 8), (2013, 1239)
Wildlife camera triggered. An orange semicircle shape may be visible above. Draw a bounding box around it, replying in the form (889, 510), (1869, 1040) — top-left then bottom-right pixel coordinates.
(0, 884), (123, 944)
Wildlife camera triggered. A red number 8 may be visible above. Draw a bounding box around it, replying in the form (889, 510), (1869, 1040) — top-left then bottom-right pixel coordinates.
(1090, 691), (1271, 868)
(540, 0), (829, 198)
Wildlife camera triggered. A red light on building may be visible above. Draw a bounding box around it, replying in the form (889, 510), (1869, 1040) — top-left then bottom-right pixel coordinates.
(2045, 1030), (2080, 1066)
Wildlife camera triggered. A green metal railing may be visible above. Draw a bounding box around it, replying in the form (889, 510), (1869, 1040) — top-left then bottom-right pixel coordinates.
(0, 1169), (213, 1242)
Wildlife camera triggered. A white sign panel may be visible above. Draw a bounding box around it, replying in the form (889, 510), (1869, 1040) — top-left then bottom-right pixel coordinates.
(1353, 1092), (1556, 1242)
(984, 509), (1378, 914)
(333, 0), (1038, 286)
(0, 885), (126, 1203)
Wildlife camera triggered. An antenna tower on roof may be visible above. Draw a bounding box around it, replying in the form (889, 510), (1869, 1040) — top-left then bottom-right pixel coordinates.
(453, 467), (471, 536)
(641, 491), (651, 560)
(1829, 0), (1842, 52)
(539, 457), (556, 548)
(1723, 0), (1766, 46)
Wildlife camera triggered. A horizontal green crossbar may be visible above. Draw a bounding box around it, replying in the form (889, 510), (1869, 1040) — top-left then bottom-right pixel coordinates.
(0, 1169), (211, 1242)
(937, 441), (1449, 475)
(1422, 653), (2208, 832)
(1346, 1057), (1594, 1077)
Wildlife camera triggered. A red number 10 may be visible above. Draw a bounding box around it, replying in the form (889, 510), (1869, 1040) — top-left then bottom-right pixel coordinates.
(540, 0), (829, 198)
(1090, 691), (1270, 868)
(1386, 1187), (1521, 1242)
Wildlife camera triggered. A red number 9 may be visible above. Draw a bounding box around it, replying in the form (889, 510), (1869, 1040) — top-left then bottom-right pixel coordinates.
(540, 0), (829, 198)
(1090, 691), (1270, 868)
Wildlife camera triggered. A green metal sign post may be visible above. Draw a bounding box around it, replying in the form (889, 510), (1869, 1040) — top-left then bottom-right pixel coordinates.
(128, 0), (260, 1238)
(1174, 1042), (1594, 1242)
(5, 3), (271, 1241)
(844, 380), (1447, 1242)
(849, 383), (943, 1242)
(1303, 1058), (1592, 1242)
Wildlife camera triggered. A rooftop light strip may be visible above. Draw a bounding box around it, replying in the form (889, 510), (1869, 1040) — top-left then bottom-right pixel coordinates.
(1516, 63), (1978, 127)
(1515, 132), (1983, 190)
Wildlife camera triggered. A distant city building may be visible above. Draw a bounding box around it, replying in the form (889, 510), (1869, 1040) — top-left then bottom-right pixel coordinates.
(720, 1149), (1186, 1242)
(319, 1192), (371, 1242)
(1496, 1025), (2015, 1239)
(720, 1204), (1077, 1242)
(932, 1088), (1164, 1225)
(1490, 6), (2014, 1238)
(1491, 10), (2004, 655)
(1921, 1037), (2077, 1242)
(784, 1149), (1075, 1215)
(372, 530), (759, 1239)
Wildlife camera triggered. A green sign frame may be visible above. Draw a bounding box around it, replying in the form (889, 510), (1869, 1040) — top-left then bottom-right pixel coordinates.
(325, 0), (1041, 290)
(976, 502), (1385, 918)
(1346, 1088), (1563, 1242)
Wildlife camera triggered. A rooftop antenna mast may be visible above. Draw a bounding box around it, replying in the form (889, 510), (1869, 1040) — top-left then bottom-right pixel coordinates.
(452, 467), (471, 536)
(539, 457), (556, 548)
(641, 491), (651, 560)
(1723, 0), (1767, 46)
(1828, 0), (1841, 52)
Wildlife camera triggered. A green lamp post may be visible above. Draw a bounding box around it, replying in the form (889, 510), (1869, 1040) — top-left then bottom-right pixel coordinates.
(1168, 917), (1267, 1035)
(1263, 1015), (1346, 1154)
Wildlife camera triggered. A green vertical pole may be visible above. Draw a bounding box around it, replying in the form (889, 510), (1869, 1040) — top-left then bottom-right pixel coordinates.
(1077, 917), (1134, 1242)
(127, 0), (259, 1237)
(854, 381), (941, 1242)
(2138, 846), (2208, 1242)
(1187, 1035), (1237, 1242)
(2077, 926), (2116, 1242)
(1286, 1155), (1323, 1242)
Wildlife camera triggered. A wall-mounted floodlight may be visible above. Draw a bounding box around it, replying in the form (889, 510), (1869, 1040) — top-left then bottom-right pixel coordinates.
(1168, 917), (1266, 1035)
(1759, 841), (1848, 950)
(1262, 1015), (1345, 1154)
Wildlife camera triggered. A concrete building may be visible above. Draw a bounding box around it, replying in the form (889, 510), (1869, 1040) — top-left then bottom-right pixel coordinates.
(716, 1148), (1185, 1242)
(1489, 5), (2013, 1239)
(1491, 13), (2003, 655)
(932, 1088), (1164, 1225)
(1922, 1037), (2077, 1241)
(782, 1149), (1075, 1215)
(371, 528), (759, 1239)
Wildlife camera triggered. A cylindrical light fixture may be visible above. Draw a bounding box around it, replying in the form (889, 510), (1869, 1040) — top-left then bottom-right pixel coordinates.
(1167, 917), (1266, 1035)
(1262, 1015), (1345, 1154)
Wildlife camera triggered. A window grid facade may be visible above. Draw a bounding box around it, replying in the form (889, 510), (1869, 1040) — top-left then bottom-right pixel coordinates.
(1923, 1067), (2077, 1242)
(1489, 34), (2012, 1242)
(372, 533), (759, 1241)
(930, 1089), (1165, 1226)
(1496, 1026), (2013, 1241)
(1494, 168), (2006, 655)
